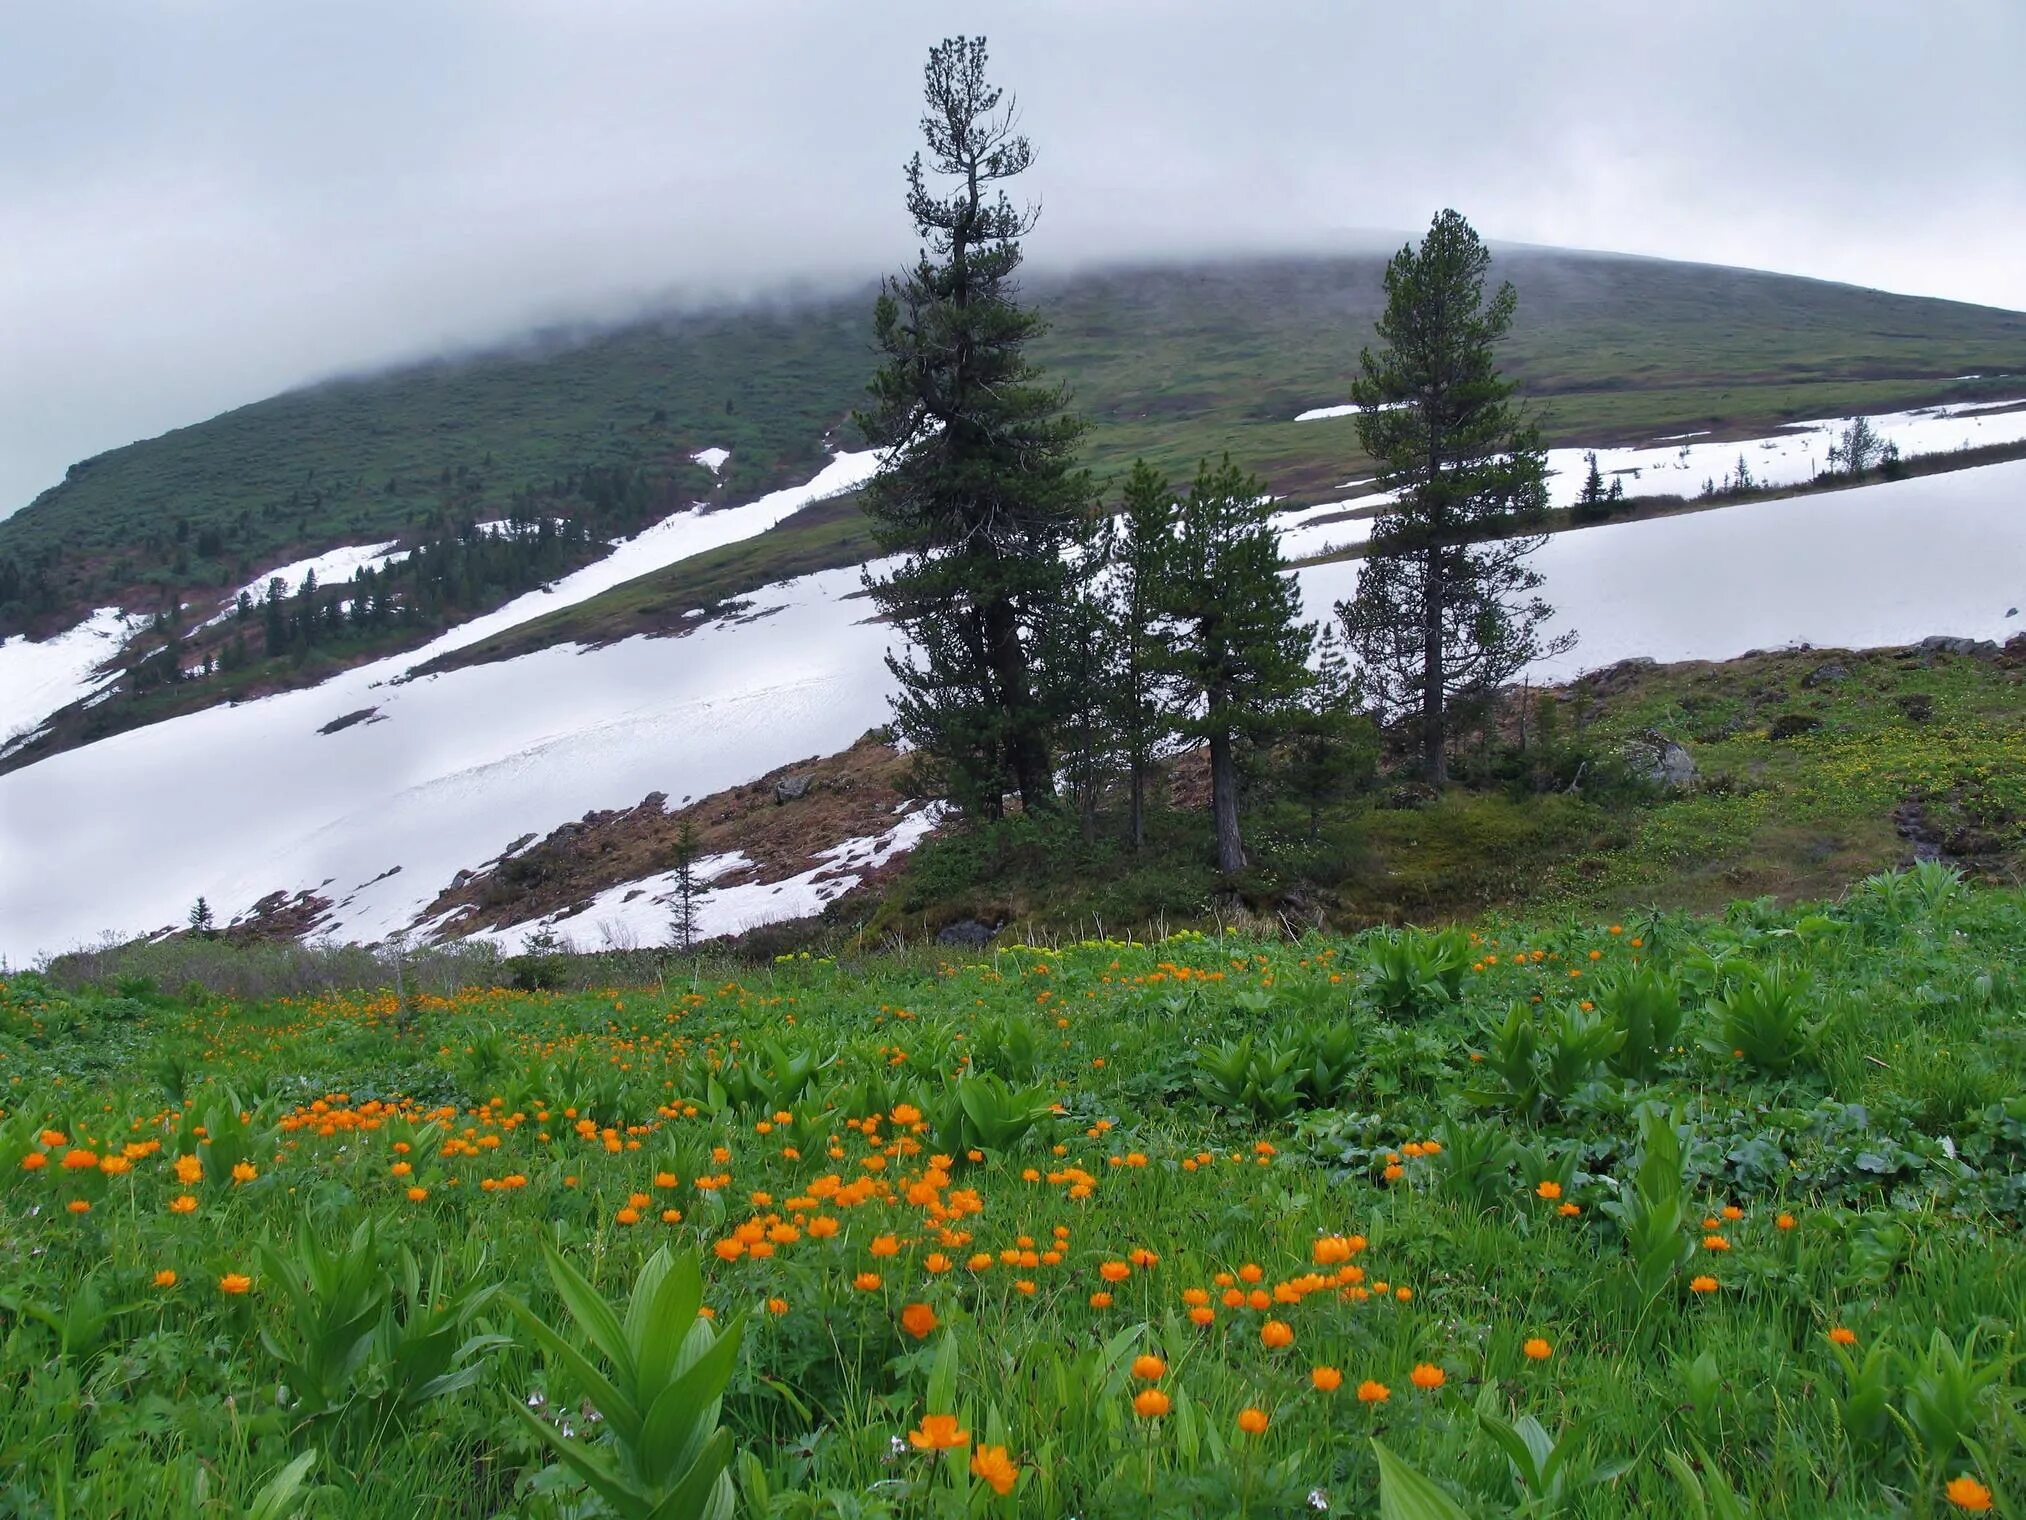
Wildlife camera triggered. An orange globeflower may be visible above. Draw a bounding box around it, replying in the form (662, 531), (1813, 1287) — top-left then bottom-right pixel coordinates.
(230, 1162), (257, 1184)
(1523, 1337), (1553, 1361)
(169, 1194), (198, 1214)
(908, 1413), (969, 1451)
(1776, 1212), (1797, 1231)
(218, 1273), (252, 1295)
(1535, 1180), (1562, 1200)
(971, 1443), (1018, 1496)
(900, 1303), (939, 1339)
(1828, 1326), (1858, 1347)
(1945, 1476), (1993, 1512)
(1098, 1260), (1131, 1283)
(853, 1271), (882, 1292)
(1236, 1407), (1270, 1436)
(1132, 1388), (1171, 1418)
(1356, 1380), (1390, 1403)
(1261, 1320), (1293, 1349)
(1311, 1365), (1344, 1392)
(1409, 1363), (1445, 1390)
(766, 1297), (789, 1316)
(1689, 1275), (1719, 1294)
(1130, 1354), (1167, 1381)
(67, 1199), (92, 1214)
(153, 1270), (178, 1288)
(1089, 1291), (1114, 1309)
(19, 1152), (46, 1172)
(407, 1186), (429, 1202)
(1189, 1306), (1216, 1326)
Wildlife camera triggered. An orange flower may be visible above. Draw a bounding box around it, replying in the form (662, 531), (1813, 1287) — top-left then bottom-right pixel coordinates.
(1523, 1337), (1553, 1361)
(869, 1234), (901, 1257)
(407, 1186), (429, 1202)
(900, 1303), (939, 1339)
(1356, 1380), (1390, 1403)
(970, 1443), (1018, 1495)
(1089, 1291), (1114, 1308)
(615, 1208), (641, 1226)
(153, 1270), (177, 1288)
(766, 1297), (789, 1316)
(169, 1194), (198, 1214)
(1535, 1180), (1562, 1200)
(1689, 1275), (1719, 1294)
(1130, 1354), (1167, 1381)
(853, 1271), (882, 1292)
(62, 1148), (99, 1171)
(1132, 1388), (1171, 1418)
(1558, 1202), (1581, 1217)
(908, 1413), (969, 1451)
(1945, 1476), (1993, 1512)
(19, 1152), (45, 1172)
(1776, 1212), (1797, 1231)
(173, 1154), (203, 1184)
(1099, 1260), (1131, 1283)
(1828, 1326), (1858, 1347)
(1311, 1365), (1343, 1392)
(218, 1273), (252, 1295)
(1261, 1320), (1293, 1349)
(713, 1238), (745, 1261)
(1236, 1407), (1270, 1436)
(1409, 1363), (1445, 1390)
(230, 1162), (257, 1184)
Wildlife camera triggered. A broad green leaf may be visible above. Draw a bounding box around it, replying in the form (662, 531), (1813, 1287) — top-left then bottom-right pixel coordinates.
(1373, 1438), (1474, 1520)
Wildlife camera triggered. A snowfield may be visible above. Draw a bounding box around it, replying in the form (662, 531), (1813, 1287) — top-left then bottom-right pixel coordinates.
(3, 445), (2024, 967)
(0, 607), (136, 752)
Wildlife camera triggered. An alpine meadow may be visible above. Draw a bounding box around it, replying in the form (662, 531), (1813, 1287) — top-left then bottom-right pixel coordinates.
(3, 18), (2025, 1520)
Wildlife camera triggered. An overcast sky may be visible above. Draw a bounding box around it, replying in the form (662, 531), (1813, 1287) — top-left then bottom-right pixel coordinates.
(4, 0), (2023, 520)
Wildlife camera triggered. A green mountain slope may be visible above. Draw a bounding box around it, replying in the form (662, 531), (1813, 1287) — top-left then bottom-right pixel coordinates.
(5, 246), (2023, 639)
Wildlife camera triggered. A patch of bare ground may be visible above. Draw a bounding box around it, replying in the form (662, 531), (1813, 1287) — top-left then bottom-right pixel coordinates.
(414, 730), (923, 936)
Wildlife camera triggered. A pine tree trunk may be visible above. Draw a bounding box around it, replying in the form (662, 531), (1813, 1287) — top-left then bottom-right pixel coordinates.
(1420, 544), (1447, 784)
(1209, 725), (1245, 873)
(982, 595), (1054, 809)
(1128, 759), (1145, 851)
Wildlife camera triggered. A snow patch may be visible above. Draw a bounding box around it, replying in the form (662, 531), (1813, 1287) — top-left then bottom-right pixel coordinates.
(691, 447), (731, 475)
(215, 541), (409, 622)
(0, 608), (137, 747)
(1293, 400), (1410, 422)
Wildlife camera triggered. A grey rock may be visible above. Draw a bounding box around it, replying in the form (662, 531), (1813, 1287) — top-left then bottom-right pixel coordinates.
(773, 775), (814, 803)
(1625, 731), (1697, 787)
(1918, 635), (2000, 660)
(1802, 663), (1850, 688)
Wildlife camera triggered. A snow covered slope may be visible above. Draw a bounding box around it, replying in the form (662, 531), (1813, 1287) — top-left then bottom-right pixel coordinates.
(4, 448), (2024, 967)
(0, 608), (136, 753)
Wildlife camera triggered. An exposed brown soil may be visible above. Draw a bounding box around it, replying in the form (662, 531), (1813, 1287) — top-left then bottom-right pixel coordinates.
(414, 731), (924, 937)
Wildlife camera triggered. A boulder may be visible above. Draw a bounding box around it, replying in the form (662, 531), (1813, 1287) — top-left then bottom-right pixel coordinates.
(1801, 663), (1850, 688)
(773, 775), (814, 804)
(1918, 635), (2000, 660)
(1625, 731), (1697, 788)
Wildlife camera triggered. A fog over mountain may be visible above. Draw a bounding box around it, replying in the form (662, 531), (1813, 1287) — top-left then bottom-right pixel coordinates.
(4, 0), (2022, 520)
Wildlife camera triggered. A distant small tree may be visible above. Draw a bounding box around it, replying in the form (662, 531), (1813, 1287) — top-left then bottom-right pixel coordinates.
(668, 819), (702, 953)
(1574, 452), (1610, 523)
(188, 897), (216, 938)
(1050, 527), (1123, 844)
(1830, 415), (1883, 478)
(1280, 628), (1377, 838)
(1152, 456), (1314, 872)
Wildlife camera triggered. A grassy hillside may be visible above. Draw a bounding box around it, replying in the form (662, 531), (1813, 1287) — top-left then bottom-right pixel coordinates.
(6, 247), (2024, 638)
(5, 873), (2022, 1514)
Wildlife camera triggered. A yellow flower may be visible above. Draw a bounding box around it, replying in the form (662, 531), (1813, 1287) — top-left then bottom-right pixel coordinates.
(908, 1413), (969, 1451)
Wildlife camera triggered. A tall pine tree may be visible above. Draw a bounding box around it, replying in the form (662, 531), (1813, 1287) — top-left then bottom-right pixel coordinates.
(856, 36), (1091, 819)
(1337, 209), (1573, 782)
(1153, 457), (1313, 873)
(1109, 460), (1179, 851)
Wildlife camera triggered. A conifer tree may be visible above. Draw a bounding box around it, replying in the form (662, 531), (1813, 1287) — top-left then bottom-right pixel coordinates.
(855, 36), (1091, 819)
(1109, 461), (1180, 850)
(1153, 457), (1313, 873)
(668, 818), (702, 954)
(1280, 628), (1377, 839)
(1337, 209), (1573, 782)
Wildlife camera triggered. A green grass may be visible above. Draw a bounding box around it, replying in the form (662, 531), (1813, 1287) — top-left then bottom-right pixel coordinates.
(3, 868), (2022, 1516)
(7, 247), (2024, 635)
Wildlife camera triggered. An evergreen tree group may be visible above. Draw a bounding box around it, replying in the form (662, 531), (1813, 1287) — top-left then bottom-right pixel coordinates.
(860, 44), (1569, 870)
